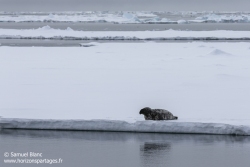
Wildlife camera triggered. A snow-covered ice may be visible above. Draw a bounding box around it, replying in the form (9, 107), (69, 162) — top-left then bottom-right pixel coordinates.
(194, 14), (250, 23)
(0, 42), (250, 134)
(0, 26), (250, 40)
(1, 118), (250, 135)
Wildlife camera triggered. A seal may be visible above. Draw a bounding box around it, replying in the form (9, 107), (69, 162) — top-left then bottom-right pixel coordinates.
(139, 107), (178, 120)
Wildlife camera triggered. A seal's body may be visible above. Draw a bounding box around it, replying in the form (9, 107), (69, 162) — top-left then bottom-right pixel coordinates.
(139, 107), (178, 120)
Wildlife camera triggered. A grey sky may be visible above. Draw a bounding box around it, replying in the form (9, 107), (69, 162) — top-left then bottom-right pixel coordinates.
(0, 0), (250, 12)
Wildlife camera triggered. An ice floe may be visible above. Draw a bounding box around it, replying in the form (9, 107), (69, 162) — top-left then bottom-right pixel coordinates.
(0, 118), (250, 135)
(0, 26), (250, 40)
(0, 43), (250, 132)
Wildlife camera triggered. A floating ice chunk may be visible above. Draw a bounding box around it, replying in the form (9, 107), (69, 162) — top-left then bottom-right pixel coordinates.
(37, 25), (52, 30)
(196, 14), (220, 21)
(48, 13), (54, 18)
(160, 18), (170, 22)
(135, 12), (157, 17)
(152, 17), (161, 21)
(146, 17), (172, 23)
(66, 27), (73, 31)
(122, 12), (134, 19)
(177, 20), (187, 24)
(122, 12), (140, 22)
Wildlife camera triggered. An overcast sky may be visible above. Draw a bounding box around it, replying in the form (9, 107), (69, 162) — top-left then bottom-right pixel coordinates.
(0, 0), (249, 12)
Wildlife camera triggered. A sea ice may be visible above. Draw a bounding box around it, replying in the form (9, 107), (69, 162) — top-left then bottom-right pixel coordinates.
(0, 12), (249, 23)
(0, 26), (250, 40)
(0, 43), (250, 134)
(0, 118), (249, 135)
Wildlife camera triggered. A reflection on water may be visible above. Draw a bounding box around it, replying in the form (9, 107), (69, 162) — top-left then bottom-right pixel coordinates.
(0, 129), (250, 167)
(141, 143), (171, 167)
(141, 143), (171, 153)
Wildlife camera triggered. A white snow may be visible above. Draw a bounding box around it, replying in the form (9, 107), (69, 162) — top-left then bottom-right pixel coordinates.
(0, 26), (250, 40)
(0, 42), (250, 134)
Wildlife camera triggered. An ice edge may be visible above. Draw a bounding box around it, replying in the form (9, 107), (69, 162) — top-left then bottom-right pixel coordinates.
(1, 36), (250, 41)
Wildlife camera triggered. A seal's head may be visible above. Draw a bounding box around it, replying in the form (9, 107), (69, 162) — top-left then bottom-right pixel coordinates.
(139, 107), (152, 116)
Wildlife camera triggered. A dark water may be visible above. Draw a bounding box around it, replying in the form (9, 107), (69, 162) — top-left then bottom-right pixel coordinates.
(0, 129), (250, 167)
(1, 39), (250, 47)
(0, 0), (250, 11)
